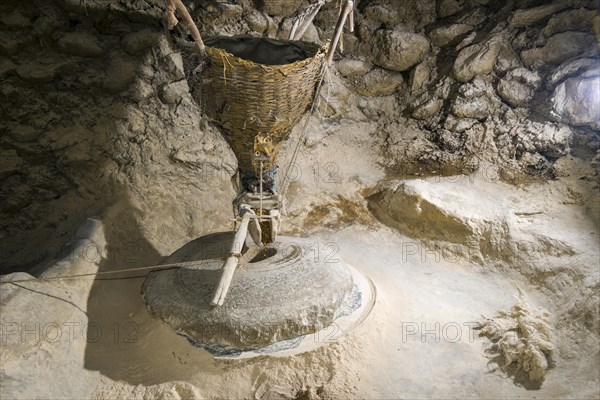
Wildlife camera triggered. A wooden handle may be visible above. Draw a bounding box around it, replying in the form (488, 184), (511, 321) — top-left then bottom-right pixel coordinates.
(210, 210), (253, 306)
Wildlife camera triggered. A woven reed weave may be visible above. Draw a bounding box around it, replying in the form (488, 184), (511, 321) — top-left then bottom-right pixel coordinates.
(200, 37), (326, 173)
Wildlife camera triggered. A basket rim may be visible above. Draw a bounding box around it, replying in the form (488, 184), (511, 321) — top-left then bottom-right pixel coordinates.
(204, 35), (328, 71)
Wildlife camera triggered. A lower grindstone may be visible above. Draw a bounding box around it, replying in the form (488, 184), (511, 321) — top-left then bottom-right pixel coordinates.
(141, 236), (372, 355)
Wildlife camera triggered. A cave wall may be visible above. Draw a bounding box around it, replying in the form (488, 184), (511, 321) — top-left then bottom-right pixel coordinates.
(1, 0), (598, 272)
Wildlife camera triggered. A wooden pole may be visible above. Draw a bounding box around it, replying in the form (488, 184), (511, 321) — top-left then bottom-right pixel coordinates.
(293, 0), (325, 41)
(167, 0), (207, 61)
(326, 0), (353, 64)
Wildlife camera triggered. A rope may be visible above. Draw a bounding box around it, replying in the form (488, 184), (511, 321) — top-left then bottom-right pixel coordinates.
(0, 259), (217, 284)
(279, 61), (328, 199)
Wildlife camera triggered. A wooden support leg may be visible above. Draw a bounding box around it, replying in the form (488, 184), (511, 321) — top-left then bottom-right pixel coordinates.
(326, 0), (354, 64)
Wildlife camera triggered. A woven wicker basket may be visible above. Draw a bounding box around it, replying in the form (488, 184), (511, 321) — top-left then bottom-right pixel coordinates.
(200, 36), (326, 173)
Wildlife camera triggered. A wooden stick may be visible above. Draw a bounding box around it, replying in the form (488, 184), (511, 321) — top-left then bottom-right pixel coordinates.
(326, 0), (353, 64)
(210, 209), (254, 306)
(293, 1), (325, 41)
(169, 0), (206, 60)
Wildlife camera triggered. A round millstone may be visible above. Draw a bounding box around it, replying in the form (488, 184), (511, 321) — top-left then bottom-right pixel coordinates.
(141, 236), (374, 357)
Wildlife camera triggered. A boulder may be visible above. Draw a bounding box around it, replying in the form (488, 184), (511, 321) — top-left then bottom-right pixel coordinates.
(543, 9), (597, 36)
(335, 58), (373, 77)
(352, 68), (404, 97)
(444, 115), (478, 132)
(412, 98), (444, 120)
(453, 38), (501, 82)
(56, 32), (106, 58)
(0, 219), (105, 400)
(437, 0), (462, 18)
(508, 2), (570, 28)
(158, 80), (190, 104)
(497, 67), (541, 107)
(552, 74), (600, 130)
(451, 77), (500, 119)
(428, 23), (472, 47)
(520, 31), (597, 69)
(548, 58), (598, 86)
(260, 0), (301, 17)
(120, 29), (161, 55)
(409, 62), (431, 92)
(371, 29), (430, 72)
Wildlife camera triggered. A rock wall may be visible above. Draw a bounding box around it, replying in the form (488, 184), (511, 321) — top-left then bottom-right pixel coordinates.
(1, 0), (598, 272)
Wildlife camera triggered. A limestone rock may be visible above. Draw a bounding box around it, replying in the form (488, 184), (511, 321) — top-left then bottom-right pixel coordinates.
(361, 0), (436, 31)
(260, 0), (300, 17)
(520, 32), (597, 69)
(453, 38), (501, 82)
(552, 75), (600, 130)
(56, 32), (106, 57)
(362, 1), (403, 25)
(543, 9), (597, 36)
(120, 29), (161, 54)
(335, 58), (373, 78)
(451, 77), (500, 120)
(444, 115), (477, 132)
(428, 23), (472, 47)
(158, 80), (190, 104)
(508, 2), (570, 28)
(352, 68), (404, 97)
(371, 29), (430, 72)
(520, 122), (572, 159)
(437, 0), (462, 18)
(161, 52), (186, 81)
(412, 97), (443, 120)
(409, 62), (431, 92)
(548, 58), (598, 86)
(244, 10), (269, 34)
(497, 67), (541, 107)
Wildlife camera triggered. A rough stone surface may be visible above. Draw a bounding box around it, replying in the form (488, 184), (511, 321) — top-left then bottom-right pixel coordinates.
(120, 29), (161, 54)
(56, 32), (106, 57)
(548, 58), (599, 86)
(0, 219), (105, 400)
(158, 80), (190, 104)
(352, 67), (404, 96)
(520, 32), (597, 69)
(260, 0), (300, 17)
(508, 2), (570, 27)
(451, 77), (500, 120)
(409, 62), (431, 92)
(437, 0), (462, 18)
(542, 8), (597, 36)
(497, 67), (541, 107)
(335, 58), (373, 78)
(552, 75), (600, 130)
(142, 237), (356, 349)
(453, 38), (501, 82)
(428, 23), (472, 47)
(371, 29), (430, 72)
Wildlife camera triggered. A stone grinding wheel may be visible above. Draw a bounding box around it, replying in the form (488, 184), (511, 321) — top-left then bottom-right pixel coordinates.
(141, 237), (374, 357)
